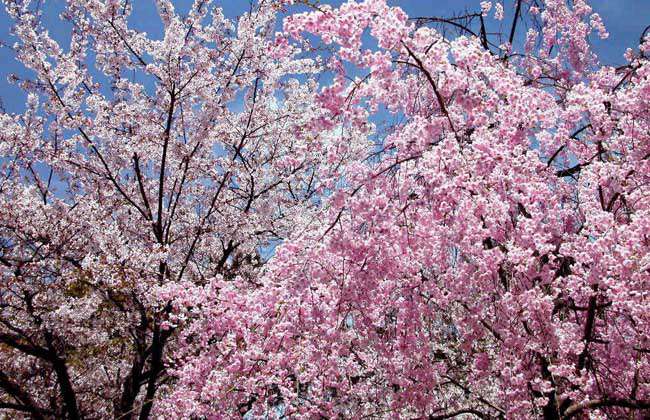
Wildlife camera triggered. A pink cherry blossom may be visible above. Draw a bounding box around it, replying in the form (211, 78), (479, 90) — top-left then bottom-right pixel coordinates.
(1, 0), (649, 419)
(165, 1), (650, 418)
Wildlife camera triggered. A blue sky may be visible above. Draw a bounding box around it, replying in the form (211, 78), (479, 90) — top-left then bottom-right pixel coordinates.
(0, 0), (648, 114)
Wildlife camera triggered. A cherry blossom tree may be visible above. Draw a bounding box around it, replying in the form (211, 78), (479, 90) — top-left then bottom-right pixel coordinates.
(0, 0), (367, 418)
(164, 0), (650, 418)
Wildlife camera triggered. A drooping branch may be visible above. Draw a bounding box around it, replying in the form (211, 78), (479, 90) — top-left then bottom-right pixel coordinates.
(400, 42), (460, 143)
(428, 408), (489, 419)
(562, 397), (650, 419)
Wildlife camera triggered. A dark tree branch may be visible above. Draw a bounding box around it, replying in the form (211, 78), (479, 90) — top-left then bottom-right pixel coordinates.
(0, 370), (48, 420)
(562, 397), (650, 418)
(508, 0), (523, 46)
(133, 153), (153, 220)
(428, 408), (489, 419)
(156, 87), (177, 243)
(400, 42), (460, 143)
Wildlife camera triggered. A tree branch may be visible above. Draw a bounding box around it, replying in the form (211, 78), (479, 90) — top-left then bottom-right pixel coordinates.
(562, 397), (650, 418)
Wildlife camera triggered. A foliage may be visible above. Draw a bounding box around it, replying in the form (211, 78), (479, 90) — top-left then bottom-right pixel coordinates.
(1, 0), (649, 419)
